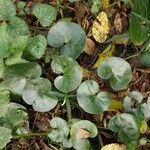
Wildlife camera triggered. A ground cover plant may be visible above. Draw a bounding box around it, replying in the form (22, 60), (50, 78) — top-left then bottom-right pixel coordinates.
(0, 0), (150, 149)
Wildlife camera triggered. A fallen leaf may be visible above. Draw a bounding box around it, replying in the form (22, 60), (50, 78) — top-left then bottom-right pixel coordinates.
(76, 128), (91, 139)
(114, 13), (122, 33)
(92, 11), (109, 43)
(101, 143), (126, 150)
(102, 0), (109, 9)
(93, 43), (115, 68)
(84, 38), (96, 55)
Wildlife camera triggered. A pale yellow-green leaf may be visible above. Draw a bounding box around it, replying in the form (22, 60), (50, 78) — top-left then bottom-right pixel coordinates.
(101, 143), (126, 150)
(140, 120), (147, 134)
(109, 99), (123, 111)
(102, 0), (109, 9)
(92, 11), (109, 43)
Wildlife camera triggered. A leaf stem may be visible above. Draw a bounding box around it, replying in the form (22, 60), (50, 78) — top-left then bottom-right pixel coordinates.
(65, 97), (72, 123)
(13, 130), (51, 139)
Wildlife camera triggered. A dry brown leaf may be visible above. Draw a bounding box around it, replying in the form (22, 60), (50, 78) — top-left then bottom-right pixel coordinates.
(84, 38), (96, 55)
(76, 128), (91, 139)
(92, 11), (109, 43)
(101, 143), (126, 150)
(114, 13), (122, 33)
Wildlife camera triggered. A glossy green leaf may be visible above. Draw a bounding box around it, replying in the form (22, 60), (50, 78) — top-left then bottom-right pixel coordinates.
(47, 21), (86, 59)
(77, 80), (111, 114)
(48, 117), (69, 143)
(0, 0), (16, 20)
(22, 78), (58, 112)
(71, 120), (98, 150)
(129, 0), (150, 45)
(51, 56), (83, 93)
(97, 57), (132, 90)
(0, 23), (10, 59)
(3, 62), (42, 79)
(108, 113), (140, 143)
(23, 35), (47, 60)
(7, 17), (30, 37)
(0, 90), (10, 117)
(0, 127), (12, 149)
(32, 4), (57, 27)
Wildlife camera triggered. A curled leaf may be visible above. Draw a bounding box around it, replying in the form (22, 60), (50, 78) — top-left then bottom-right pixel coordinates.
(47, 21), (86, 59)
(97, 57), (132, 90)
(51, 56), (83, 93)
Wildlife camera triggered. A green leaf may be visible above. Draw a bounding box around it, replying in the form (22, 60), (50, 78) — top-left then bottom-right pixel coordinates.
(47, 21), (86, 59)
(7, 17), (30, 37)
(141, 97), (150, 120)
(22, 78), (58, 112)
(77, 80), (111, 114)
(0, 59), (5, 78)
(140, 51), (150, 67)
(91, 0), (101, 15)
(97, 57), (132, 90)
(70, 120), (98, 150)
(9, 35), (29, 54)
(0, 77), (27, 95)
(108, 113), (140, 143)
(0, 0), (16, 20)
(51, 56), (83, 93)
(32, 4), (57, 27)
(23, 35), (47, 60)
(0, 127), (12, 149)
(0, 23), (10, 59)
(48, 117), (69, 143)
(3, 62), (42, 79)
(0, 90), (10, 117)
(123, 91), (143, 116)
(5, 52), (27, 66)
(5, 103), (27, 128)
(129, 0), (150, 45)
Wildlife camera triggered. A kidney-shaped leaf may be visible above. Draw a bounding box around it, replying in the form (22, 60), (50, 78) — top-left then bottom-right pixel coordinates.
(0, 0), (16, 20)
(48, 117), (69, 143)
(0, 127), (12, 149)
(47, 21), (86, 59)
(77, 80), (111, 114)
(141, 97), (150, 120)
(22, 78), (58, 112)
(3, 62), (42, 79)
(32, 4), (57, 27)
(51, 56), (83, 93)
(108, 113), (140, 143)
(97, 57), (132, 90)
(70, 120), (98, 150)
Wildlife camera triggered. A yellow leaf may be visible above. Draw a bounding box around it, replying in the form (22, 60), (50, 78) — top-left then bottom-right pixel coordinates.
(76, 128), (91, 139)
(140, 120), (147, 134)
(101, 143), (126, 150)
(93, 43), (115, 68)
(102, 0), (109, 9)
(109, 99), (123, 111)
(92, 11), (109, 43)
